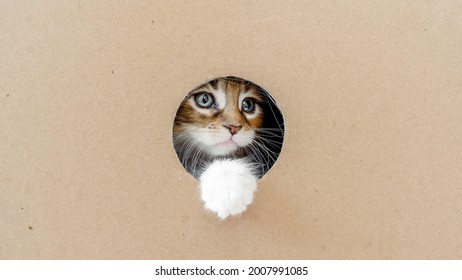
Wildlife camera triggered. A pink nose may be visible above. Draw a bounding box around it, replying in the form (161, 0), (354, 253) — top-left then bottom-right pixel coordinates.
(223, 124), (242, 135)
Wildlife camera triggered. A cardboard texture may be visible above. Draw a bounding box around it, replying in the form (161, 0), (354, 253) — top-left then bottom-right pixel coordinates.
(1, 1), (461, 259)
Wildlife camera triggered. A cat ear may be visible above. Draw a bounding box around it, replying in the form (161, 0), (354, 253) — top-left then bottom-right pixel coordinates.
(199, 159), (258, 219)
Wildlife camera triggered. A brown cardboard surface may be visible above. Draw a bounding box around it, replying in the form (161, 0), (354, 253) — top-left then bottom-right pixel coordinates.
(1, 1), (462, 259)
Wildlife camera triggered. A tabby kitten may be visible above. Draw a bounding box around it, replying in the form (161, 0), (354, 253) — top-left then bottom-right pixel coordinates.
(173, 76), (284, 219)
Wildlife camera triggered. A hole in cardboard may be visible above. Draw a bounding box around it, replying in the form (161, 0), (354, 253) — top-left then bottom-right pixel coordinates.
(172, 76), (285, 179)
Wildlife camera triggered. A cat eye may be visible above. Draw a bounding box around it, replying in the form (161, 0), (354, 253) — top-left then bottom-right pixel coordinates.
(241, 98), (256, 113)
(194, 92), (214, 108)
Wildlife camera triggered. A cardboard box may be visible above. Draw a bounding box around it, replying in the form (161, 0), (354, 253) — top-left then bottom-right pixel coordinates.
(1, 1), (461, 259)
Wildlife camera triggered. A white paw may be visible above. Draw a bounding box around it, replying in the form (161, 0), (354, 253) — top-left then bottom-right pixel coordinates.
(199, 159), (257, 219)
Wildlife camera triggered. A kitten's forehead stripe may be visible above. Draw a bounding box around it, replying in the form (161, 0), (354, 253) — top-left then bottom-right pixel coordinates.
(241, 89), (263, 102)
(244, 82), (252, 92)
(209, 79), (218, 90)
(224, 82), (242, 113)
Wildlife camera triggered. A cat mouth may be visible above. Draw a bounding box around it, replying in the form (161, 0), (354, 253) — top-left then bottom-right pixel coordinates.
(216, 139), (237, 146)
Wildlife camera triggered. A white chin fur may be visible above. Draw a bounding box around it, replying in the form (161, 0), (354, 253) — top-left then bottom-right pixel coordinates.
(199, 159), (257, 219)
(207, 142), (239, 156)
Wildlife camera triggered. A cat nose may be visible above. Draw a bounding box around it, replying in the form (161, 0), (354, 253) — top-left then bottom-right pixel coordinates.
(223, 124), (242, 135)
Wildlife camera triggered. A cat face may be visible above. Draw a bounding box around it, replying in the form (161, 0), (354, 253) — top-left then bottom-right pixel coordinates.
(173, 77), (264, 156)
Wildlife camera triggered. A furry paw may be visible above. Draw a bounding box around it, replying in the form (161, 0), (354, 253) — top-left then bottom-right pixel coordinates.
(199, 159), (257, 219)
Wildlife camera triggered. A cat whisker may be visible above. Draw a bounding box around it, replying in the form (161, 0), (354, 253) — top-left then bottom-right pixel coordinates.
(253, 136), (283, 149)
(254, 135), (283, 144)
(254, 128), (284, 131)
(254, 130), (284, 138)
(244, 144), (265, 175)
(252, 140), (278, 164)
(250, 141), (272, 169)
(191, 143), (206, 177)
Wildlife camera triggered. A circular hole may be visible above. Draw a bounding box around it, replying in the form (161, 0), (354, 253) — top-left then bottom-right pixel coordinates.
(172, 76), (285, 179)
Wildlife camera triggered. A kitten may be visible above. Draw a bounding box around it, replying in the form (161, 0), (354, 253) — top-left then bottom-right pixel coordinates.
(173, 76), (284, 219)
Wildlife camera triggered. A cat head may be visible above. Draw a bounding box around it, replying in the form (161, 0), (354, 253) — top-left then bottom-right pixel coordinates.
(173, 76), (284, 178)
(173, 77), (265, 156)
